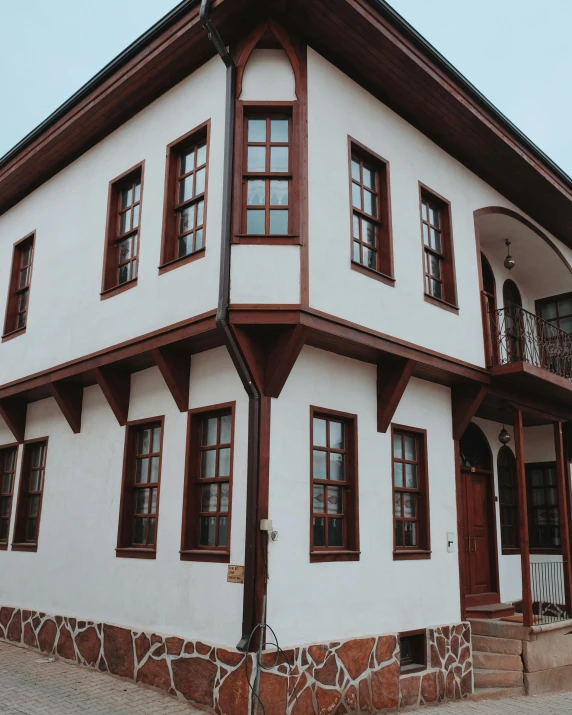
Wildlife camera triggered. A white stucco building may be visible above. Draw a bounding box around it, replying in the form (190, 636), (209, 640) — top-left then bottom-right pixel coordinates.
(1, 1), (571, 712)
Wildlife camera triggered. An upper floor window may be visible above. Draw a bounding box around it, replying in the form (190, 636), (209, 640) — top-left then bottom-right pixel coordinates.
(13, 439), (48, 551)
(527, 462), (560, 552)
(537, 293), (572, 334)
(498, 446), (519, 552)
(181, 405), (235, 562)
(392, 426), (430, 559)
(420, 186), (457, 311)
(117, 419), (163, 558)
(102, 163), (143, 298)
(310, 408), (359, 562)
(0, 446), (17, 547)
(3, 233), (35, 339)
(349, 141), (393, 283)
(160, 123), (209, 272)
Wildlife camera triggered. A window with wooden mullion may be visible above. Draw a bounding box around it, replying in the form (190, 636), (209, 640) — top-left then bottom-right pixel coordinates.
(393, 431), (423, 549)
(0, 447), (17, 544)
(16, 441), (47, 545)
(14, 242), (33, 330)
(116, 177), (141, 285)
(244, 115), (291, 236)
(131, 423), (162, 548)
(175, 141), (207, 258)
(527, 463), (560, 550)
(351, 155), (382, 271)
(422, 197), (445, 301)
(312, 416), (349, 550)
(198, 413), (232, 550)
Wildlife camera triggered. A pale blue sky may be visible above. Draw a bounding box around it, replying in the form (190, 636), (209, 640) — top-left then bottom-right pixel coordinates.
(1, 0), (571, 176)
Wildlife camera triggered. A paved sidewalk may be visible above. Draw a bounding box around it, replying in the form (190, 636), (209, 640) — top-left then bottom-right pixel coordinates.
(0, 641), (202, 715)
(415, 691), (572, 714)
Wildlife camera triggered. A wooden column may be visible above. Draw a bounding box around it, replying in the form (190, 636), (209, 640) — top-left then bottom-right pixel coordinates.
(554, 421), (572, 616)
(513, 408), (533, 627)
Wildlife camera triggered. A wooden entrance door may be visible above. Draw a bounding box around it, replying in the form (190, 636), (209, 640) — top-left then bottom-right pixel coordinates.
(462, 468), (496, 600)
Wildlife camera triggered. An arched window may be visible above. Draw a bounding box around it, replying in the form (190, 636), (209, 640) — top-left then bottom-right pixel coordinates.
(497, 446), (519, 551)
(502, 279), (523, 363)
(459, 423), (491, 471)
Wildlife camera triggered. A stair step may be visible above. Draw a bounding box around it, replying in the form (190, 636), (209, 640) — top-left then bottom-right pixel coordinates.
(473, 651), (523, 672)
(471, 687), (525, 701)
(474, 669), (524, 689)
(467, 603), (515, 619)
(472, 635), (522, 656)
(469, 619), (530, 641)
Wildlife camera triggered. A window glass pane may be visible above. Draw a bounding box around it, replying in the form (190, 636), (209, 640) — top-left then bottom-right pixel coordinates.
(330, 453), (345, 481)
(313, 418), (327, 447)
(394, 493), (402, 517)
(132, 204), (140, 228)
(178, 235), (193, 258)
(134, 182), (141, 202)
(270, 147), (288, 173)
(150, 457), (160, 484)
(18, 267), (29, 289)
(119, 209), (131, 235)
(120, 187), (133, 210)
(270, 119), (289, 143)
(246, 210), (265, 235)
(393, 462), (403, 488)
(269, 210), (288, 235)
(560, 317), (572, 334)
(148, 517), (156, 546)
(330, 422), (344, 449)
(118, 264), (130, 284)
(152, 427), (161, 452)
(532, 489), (544, 506)
(138, 429), (151, 455)
(363, 190), (377, 217)
(220, 483), (229, 512)
(404, 436), (417, 461)
(558, 298), (572, 315)
(430, 228), (442, 253)
(179, 176), (193, 203)
(200, 516), (217, 546)
(351, 159), (360, 182)
(197, 143), (207, 166)
(405, 464), (418, 489)
(195, 229), (204, 251)
(404, 521), (417, 546)
(219, 448), (231, 477)
(393, 435), (403, 459)
(26, 519), (37, 541)
(135, 488), (150, 514)
(431, 279), (443, 300)
(180, 150), (195, 175)
(353, 214), (360, 239)
(29, 471), (40, 492)
(313, 517), (325, 547)
(201, 484), (218, 512)
(1, 474), (11, 493)
(363, 166), (375, 190)
(201, 450), (216, 479)
(547, 468), (557, 485)
(541, 302), (557, 320)
(248, 119), (266, 142)
(21, 246), (31, 266)
(220, 415), (232, 444)
(248, 146), (266, 172)
(353, 242), (361, 263)
(313, 450), (327, 480)
(218, 516), (228, 547)
(0, 520), (7, 541)
(327, 486), (342, 514)
(29, 495), (40, 517)
(118, 238), (131, 263)
(313, 485), (325, 513)
(404, 493), (417, 518)
(247, 180), (265, 206)
(328, 518), (344, 546)
(202, 418), (218, 446)
(422, 223), (429, 246)
(395, 521), (403, 546)
(352, 183), (361, 210)
(430, 254), (441, 279)
(362, 219), (375, 246)
(270, 180), (288, 206)
(1, 499), (10, 518)
(18, 291), (28, 312)
(363, 247), (375, 270)
(547, 488), (558, 506)
(150, 488), (157, 514)
(429, 205), (440, 227)
(135, 458), (149, 484)
(195, 168), (206, 196)
(196, 200), (204, 227)
(421, 202), (428, 221)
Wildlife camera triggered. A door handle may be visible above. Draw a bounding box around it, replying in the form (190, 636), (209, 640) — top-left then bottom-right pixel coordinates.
(465, 536), (471, 552)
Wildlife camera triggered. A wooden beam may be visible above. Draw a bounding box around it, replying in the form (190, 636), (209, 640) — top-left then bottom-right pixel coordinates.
(554, 421), (572, 617)
(95, 367), (130, 426)
(152, 345), (191, 412)
(513, 407), (533, 627)
(265, 325), (307, 398)
(451, 384), (487, 440)
(0, 398), (27, 443)
(376, 357), (416, 433)
(49, 380), (83, 434)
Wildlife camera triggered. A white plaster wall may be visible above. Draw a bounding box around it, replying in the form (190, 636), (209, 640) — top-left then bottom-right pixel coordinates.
(230, 245), (300, 304)
(266, 346), (461, 646)
(0, 57), (226, 386)
(240, 49), (296, 101)
(0, 347), (249, 646)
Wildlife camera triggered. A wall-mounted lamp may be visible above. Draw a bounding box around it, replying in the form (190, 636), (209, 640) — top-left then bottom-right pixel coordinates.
(504, 239), (515, 271)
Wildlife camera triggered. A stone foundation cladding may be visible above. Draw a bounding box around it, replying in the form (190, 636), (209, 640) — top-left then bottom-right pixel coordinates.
(0, 606), (471, 714)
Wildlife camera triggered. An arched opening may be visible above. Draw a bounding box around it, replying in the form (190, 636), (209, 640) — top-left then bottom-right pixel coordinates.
(497, 446), (519, 552)
(459, 422), (492, 470)
(502, 279), (524, 363)
(503, 279), (522, 310)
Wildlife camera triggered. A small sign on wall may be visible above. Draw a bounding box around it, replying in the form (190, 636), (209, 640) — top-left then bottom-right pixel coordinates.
(227, 565), (245, 584)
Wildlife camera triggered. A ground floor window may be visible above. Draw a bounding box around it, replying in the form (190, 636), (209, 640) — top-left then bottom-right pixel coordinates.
(526, 462), (560, 551)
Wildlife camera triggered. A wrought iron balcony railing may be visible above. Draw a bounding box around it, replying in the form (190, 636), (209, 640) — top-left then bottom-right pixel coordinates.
(488, 305), (572, 380)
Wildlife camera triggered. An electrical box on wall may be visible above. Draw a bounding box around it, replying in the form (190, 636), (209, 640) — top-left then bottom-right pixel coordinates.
(447, 533), (455, 553)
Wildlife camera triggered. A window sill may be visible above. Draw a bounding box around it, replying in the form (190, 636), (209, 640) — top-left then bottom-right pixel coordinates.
(530, 547), (562, 555)
(159, 248), (205, 275)
(116, 547), (156, 560)
(180, 549), (230, 563)
(11, 542), (38, 553)
(393, 549), (432, 561)
(401, 663), (427, 675)
(423, 293), (459, 314)
(2, 327), (26, 343)
(0, 543), (8, 551)
(310, 550), (360, 563)
(502, 547), (521, 556)
(100, 278), (138, 301)
(233, 234), (301, 246)
(350, 261), (395, 286)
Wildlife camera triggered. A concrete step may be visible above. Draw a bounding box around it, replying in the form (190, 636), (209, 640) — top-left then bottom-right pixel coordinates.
(472, 634), (522, 656)
(473, 669), (524, 689)
(470, 687), (525, 701)
(473, 651), (523, 672)
(469, 618), (530, 642)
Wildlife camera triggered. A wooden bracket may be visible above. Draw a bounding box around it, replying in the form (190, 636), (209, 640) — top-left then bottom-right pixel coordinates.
(265, 325), (307, 398)
(50, 380), (83, 434)
(95, 367), (130, 426)
(377, 357), (417, 433)
(451, 384), (487, 440)
(152, 345), (191, 412)
(0, 398), (27, 443)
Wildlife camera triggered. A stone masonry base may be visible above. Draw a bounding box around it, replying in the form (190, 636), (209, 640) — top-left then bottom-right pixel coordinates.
(0, 606), (472, 713)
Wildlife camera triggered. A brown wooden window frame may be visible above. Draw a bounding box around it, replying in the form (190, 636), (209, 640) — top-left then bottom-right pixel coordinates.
(12, 438), (49, 553)
(310, 406), (360, 563)
(536, 292), (572, 334)
(498, 445), (520, 554)
(348, 138), (394, 286)
(159, 120), (210, 275)
(0, 444), (18, 550)
(101, 162), (144, 300)
(526, 461), (561, 555)
(3, 232), (35, 342)
(233, 101), (301, 245)
(181, 402), (236, 563)
(419, 184), (458, 313)
(116, 417), (164, 560)
(392, 425), (431, 561)
(399, 630), (427, 674)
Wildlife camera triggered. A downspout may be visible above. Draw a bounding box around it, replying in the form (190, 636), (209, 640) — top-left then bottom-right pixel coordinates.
(199, 0), (262, 653)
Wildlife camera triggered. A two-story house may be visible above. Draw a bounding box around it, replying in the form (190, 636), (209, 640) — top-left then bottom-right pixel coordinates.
(1, 1), (572, 713)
